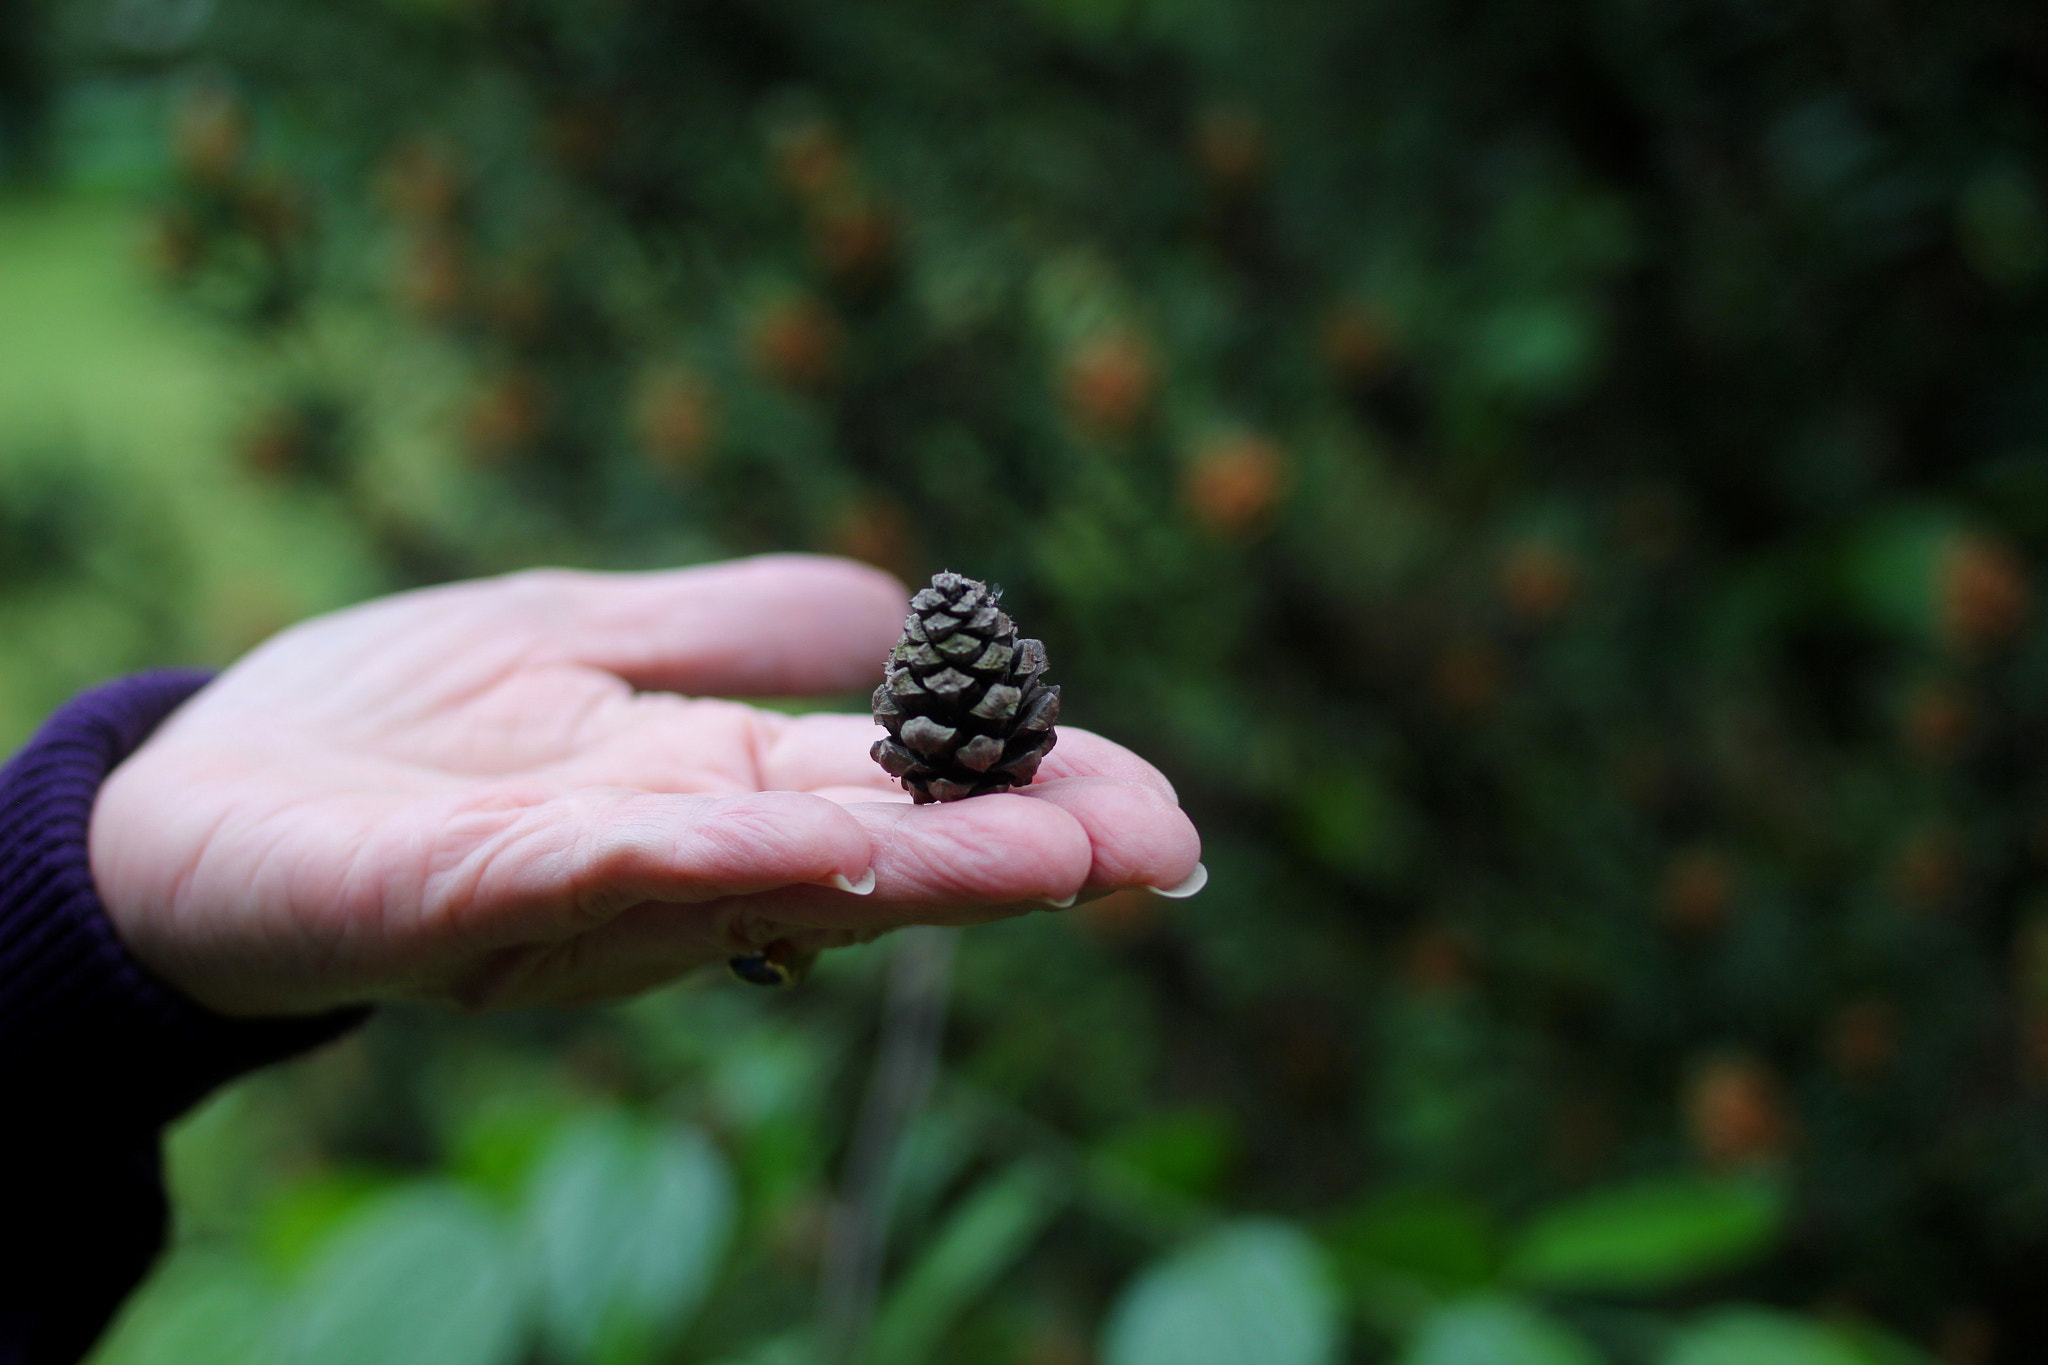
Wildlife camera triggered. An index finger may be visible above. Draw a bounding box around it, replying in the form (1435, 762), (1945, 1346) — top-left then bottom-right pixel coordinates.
(752, 716), (1181, 805)
(697, 776), (1201, 934)
(538, 554), (908, 697)
(1028, 726), (1180, 804)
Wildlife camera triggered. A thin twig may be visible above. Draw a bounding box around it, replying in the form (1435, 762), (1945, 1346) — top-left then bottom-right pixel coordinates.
(816, 926), (959, 1365)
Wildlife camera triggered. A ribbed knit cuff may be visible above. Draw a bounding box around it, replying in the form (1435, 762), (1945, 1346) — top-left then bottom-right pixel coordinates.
(0, 670), (369, 1124)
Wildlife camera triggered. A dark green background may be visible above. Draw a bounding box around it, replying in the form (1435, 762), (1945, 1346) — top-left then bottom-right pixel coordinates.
(3, 1), (2046, 1362)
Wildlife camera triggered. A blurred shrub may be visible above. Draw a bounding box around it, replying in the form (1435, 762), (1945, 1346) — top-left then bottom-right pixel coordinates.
(3, 0), (2047, 1360)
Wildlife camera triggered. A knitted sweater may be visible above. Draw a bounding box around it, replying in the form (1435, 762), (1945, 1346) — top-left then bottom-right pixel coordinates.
(0, 673), (368, 1365)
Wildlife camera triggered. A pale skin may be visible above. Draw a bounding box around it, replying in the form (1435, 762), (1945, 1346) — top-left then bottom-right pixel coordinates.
(86, 555), (1204, 1018)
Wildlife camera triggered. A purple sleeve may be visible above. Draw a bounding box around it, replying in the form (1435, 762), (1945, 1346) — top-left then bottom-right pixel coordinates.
(0, 671), (370, 1365)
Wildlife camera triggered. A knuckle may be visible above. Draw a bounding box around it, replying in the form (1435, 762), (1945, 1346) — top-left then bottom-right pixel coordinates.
(494, 567), (585, 625)
(698, 793), (826, 868)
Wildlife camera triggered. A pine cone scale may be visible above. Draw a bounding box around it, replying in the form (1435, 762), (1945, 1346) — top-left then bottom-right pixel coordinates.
(956, 735), (1005, 771)
(901, 716), (956, 753)
(871, 571), (1061, 804)
(970, 685), (1021, 721)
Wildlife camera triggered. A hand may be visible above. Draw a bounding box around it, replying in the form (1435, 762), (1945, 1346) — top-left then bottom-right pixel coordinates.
(87, 556), (1203, 1016)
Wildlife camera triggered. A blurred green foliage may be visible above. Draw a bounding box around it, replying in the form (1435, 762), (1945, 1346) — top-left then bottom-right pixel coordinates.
(5, 0), (2048, 1360)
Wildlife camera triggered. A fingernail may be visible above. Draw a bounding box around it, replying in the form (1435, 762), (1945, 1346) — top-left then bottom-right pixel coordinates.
(829, 869), (878, 895)
(1037, 891), (1079, 909)
(1148, 863), (1208, 899)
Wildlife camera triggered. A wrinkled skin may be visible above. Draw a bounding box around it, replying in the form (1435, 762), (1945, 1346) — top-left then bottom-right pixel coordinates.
(88, 555), (1202, 1016)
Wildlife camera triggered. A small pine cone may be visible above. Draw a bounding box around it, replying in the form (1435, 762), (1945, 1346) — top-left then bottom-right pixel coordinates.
(871, 571), (1060, 803)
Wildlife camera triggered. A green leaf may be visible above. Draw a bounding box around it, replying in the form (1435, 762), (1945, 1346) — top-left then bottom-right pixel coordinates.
(705, 1024), (836, 1132)
(1663, 1309), (1879, 1365)
(705, 1332), (823, 1365)
(1095, 1107), (1240, 1200)
(439, 1059), (586, 1204)
(882, 1105), (981, 1237)
(1832, 1318), (1942, 1365)
(1290, 769), (1419, 885)
(1330, 1188), (1499, 1331)
(1100, 1219), (1343, 1365)
(1832, 507), (1963, 643)
(1957, 164), (2048, 289)
(1474, 298), (1602, 403)
(273, 1183), (525, 1365)
(1400, 1297), (1603, 1365)
(523, 1109), (739, 1365)
(90, 1250), (277, 1365)
(1506, 1175), (1783, 1293)
(866, 1160), (1065, 1365)
(253, 1167), (398, 1274)
(1334, 1187), (1498, 1295)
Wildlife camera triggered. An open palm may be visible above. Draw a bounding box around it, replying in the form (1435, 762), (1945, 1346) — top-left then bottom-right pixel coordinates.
(88, 556), (1202, 1016)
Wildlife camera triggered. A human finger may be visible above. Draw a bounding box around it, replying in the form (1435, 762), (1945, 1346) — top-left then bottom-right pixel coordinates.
(1013, 775), (1201, 898)
(710, 772), (1197, 930)
(664, 795), (1096, 934)
(755, 711), (902, 793)
(536, 554), (907, 696)
(412, 786), (877, 949)
(530, 695), (779, 794)
(1030, 727), (1180, 803)
(752, 716), (1178, 806)
(855, 794), (1100, 913)
(435, 907), (880, 1009)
